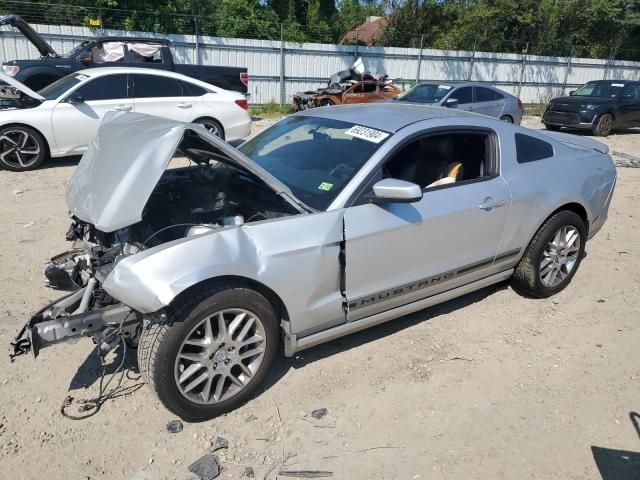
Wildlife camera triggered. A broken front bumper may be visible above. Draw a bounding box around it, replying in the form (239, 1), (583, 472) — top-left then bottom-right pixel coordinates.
(10, 286), (141, 361)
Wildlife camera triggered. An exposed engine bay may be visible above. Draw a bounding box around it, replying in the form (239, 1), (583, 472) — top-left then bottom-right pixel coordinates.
(0, 83), (39, 109)
(11, 129), (299, 360)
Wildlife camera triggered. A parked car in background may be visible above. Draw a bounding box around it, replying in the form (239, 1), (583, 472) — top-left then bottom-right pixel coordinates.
(543, 80), (640, 136)
(12, 104), (616, 420)
(0, 15), (249, 94)
(0, 67), (250, 171)
(394, 81), (524, 124)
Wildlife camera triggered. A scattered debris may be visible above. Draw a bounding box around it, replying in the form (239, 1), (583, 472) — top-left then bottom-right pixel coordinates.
(447, 354), (473, 362)
(188, 454), (220, 480)
(22, 222), (34, 228)
(245, 414), (258, 423)
(552, 299), (560, 305)
(12, 189), (23, 195)
(596, 343), (603, 348)
(311, 408), (328, 420)
(278, 470), (333, 478)
(244, 466), (255, 478)
(166, 420), (183, 434)
(597, 299), (606, 303)
(211, 436), (229, 452)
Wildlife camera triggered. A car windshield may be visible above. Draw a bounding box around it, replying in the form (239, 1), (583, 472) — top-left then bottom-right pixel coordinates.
(397, 83), (452, 103)
(61, 41), (90, 58)
(38, 75), (82, 100)
(238, 116), (389, 210)
(572, 81), (625, 98)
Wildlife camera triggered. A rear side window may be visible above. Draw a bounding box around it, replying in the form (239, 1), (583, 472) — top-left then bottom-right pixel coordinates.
(475, 87), (496, 102)
(515, 133), (554, 163)
(133, 74), (182, 98)
(74, 74), (128, 101)
(181, 81), (208, 97)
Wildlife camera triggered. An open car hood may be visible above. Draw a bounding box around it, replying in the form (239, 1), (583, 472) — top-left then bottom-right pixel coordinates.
(0, 15), (58, 58)
(0, 72), (45, 101)
(66, 112), (307, 232)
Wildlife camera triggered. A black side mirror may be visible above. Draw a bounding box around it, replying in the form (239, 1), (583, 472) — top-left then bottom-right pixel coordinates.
(569, 90), (575, 96)
(67, 92), (85, 104)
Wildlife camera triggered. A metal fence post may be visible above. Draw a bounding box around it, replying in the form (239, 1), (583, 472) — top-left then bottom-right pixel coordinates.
(467, 43), (476, 81)
(415, 34), (424, 84)
(194, 16), (200, 65)
(280, 24), (285, 106)
(517, 42), (529, 99)
(561, 45), (574, 95)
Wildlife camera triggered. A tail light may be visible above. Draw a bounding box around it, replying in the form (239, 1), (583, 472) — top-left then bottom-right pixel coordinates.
(517, 99), (524, 110)
(235, 99), (248, 110)
(240, 72), (249, 87)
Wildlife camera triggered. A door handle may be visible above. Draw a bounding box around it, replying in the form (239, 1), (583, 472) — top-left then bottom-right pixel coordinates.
(478, 197), (506, 210)
(177, 102), (192, 108)
(114, 105), (132, 111)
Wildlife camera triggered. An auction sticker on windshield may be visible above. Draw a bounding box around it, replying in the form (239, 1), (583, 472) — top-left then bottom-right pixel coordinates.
(345, 125), (390, 144)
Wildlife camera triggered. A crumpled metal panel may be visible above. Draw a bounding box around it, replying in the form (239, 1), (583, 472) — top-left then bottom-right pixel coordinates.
(66, 112), (186, 232)
(102, 209), (346, 336)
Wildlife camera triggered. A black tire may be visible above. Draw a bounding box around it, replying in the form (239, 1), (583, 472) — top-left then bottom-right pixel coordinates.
(592, 113), (614, 137)
(499, 115), (514, 123)
(0, 125), (48, 171)
(195, 118), (225, 140)
(544, 124), (561, 131)
(512, 210), (587, 298)
(137, 283), (279, 421)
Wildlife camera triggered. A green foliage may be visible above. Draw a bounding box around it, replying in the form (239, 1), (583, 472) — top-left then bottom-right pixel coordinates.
(10, 0), (640, 60)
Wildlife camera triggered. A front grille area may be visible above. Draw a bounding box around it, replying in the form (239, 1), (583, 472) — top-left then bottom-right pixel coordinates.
(543, 110), (582, 126)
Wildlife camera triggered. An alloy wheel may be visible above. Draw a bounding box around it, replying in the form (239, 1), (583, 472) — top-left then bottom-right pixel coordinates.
(539, 226), (581, 288)
(199, 120), (221, 137)
(0, 129), (41, 170)
(174, 308), (266, 405)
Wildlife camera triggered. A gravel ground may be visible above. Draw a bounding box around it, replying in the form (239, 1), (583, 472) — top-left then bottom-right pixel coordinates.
(0, 115), (638, 480)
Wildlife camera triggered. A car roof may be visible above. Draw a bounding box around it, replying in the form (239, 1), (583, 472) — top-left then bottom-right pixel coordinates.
(295, 103), (481, 132)
(585, 80), (633, 84)
(74, 66), (200, 83)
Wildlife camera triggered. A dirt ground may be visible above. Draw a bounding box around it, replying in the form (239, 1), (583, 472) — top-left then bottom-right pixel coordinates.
(0, 116), (638, 480)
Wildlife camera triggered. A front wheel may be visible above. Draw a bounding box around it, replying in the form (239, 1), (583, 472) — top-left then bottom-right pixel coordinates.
(137, 284), (279, 421)
(592, 113), (614, 137)
(512, 210), (586, 298)
(0, 126), (48, 171)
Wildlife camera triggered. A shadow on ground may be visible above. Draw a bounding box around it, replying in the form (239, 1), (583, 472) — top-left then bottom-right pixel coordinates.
(66, 282), (508, 414)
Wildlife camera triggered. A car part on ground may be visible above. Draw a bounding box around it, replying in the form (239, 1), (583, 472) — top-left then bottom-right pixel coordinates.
(542, 80), (640, 137)
(292, 57), (400, 111)
(11, 105), (616, 419)
(0, 68), (251, 171)
(0, 14), (249, 94)
(394, 81), (524, 125)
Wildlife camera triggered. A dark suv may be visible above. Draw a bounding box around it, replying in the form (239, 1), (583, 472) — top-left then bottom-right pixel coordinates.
(543, 80), (640, 136)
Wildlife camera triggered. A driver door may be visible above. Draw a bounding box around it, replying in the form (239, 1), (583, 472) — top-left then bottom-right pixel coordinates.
(50, 74), (132, 155)
(343, 130), (512, 321)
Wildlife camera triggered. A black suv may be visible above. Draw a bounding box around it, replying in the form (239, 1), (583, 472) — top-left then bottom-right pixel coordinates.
(543, 80), (640, 136)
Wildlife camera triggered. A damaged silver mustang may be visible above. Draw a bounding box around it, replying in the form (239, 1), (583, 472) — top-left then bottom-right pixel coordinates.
(11, 104), (616, 420)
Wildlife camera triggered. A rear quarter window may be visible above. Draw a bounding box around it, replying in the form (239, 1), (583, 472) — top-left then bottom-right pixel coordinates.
(515, 133), (554, 163)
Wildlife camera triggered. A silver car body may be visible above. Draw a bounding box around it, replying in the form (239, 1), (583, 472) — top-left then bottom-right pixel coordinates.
(397, 81), (524, 124)
(62, 104), (616, 357)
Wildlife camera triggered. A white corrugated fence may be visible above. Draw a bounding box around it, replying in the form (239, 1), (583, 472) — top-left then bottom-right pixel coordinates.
(1, 22), (640, 104)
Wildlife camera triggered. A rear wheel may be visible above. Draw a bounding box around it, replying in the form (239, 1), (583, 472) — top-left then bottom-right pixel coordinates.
(0, 125), (48, 171)
(512, 210), (586, 298)
(137, 284), (279, 421)
(592, 113), (614, 137)
(195, 118), (225, 140)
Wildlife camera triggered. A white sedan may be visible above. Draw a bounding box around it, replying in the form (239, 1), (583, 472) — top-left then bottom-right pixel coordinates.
(0, 67), (251, 171)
